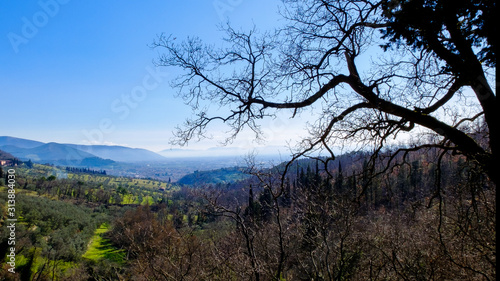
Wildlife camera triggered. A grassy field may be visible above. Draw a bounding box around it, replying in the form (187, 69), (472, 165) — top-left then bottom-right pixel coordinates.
(82, 223), (125, 264)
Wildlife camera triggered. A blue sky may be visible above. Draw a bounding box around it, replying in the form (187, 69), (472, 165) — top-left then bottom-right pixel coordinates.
(1, 0), (305, 152)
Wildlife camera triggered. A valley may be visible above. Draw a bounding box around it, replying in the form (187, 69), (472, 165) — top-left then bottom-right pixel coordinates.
(0, 136), (283, 182)
(0, 136), (495, 280)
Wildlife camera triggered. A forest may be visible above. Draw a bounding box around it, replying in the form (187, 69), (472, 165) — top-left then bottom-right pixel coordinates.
(0, 146), (496, 280)
(1, 0), (496, 279)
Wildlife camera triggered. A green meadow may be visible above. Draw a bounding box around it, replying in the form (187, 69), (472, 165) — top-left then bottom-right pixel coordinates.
(82, 223), (125, 264)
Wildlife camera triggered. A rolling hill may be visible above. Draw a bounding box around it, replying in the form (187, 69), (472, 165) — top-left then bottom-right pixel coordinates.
(65, 144), (167, 162)
(177, 167), (249, 185)
(0, 136), (167, 165)
(0, 142), (115, 167)
(0, 136), (45, 148)
(0, 149), (18, 161)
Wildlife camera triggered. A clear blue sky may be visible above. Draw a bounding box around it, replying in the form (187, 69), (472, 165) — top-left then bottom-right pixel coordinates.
(1, 0), (302, 152)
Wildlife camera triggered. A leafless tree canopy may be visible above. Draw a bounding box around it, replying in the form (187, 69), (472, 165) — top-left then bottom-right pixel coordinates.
(153, 0), (496, 185)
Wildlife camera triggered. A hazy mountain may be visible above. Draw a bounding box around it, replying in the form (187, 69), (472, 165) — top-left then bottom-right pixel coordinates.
(0, 142), (115, 167)
(0, 149), (17, 160)
(65, 144), (167, 163)
(0, 136), (167, 163)
(0, 145), (26, 157)
(0, 136), (45, 148)
(0, 136), (286, 166)
(27, 142), (97, 160)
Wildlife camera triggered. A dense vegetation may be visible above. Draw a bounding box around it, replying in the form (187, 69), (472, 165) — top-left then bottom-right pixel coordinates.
(0, 163), (183, 280)
(177, 167), (249, 186)
(0, 193), (106, 280)
(95, 149), (494, 280)
(151, 0), (496, 277)
(3, 145), (493, 280)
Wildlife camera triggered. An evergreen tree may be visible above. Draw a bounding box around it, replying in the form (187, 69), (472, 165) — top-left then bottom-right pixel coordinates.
(246, 184), (255, 218)
(334, 161), (344, 193)
(283, 178), (292, 207)
(4, 170), (8, 186)
(259, 188), (274, 222)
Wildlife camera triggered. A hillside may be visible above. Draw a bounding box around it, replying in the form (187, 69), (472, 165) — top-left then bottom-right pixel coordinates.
(0, 136), (167, 164)
(0, 145), (494, 280)
(177, 167), (249, 185)
(0, 136), (45, 148)
(0, 142), (115, 167)
(65, 144), (167, 162)
(0, 149), (17, 160)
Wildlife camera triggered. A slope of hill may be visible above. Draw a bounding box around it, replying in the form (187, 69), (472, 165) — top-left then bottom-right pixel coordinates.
(0, 142), (115, 167)
(65, 144), (167, 162)
(1, 142), (94, 160)
(0, 136), (45, 148)
(0, 149), (17, 160)
(0, 136), (167, 163)
(177, 167), (249, 185)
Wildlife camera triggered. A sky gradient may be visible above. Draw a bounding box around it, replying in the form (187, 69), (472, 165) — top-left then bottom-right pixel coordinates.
(1, 0), (308, 153)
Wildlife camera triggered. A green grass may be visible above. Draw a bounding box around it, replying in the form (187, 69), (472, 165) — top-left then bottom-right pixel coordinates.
(82, 223), (125, 264)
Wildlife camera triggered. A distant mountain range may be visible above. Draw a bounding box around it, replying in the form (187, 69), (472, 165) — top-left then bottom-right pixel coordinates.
(63, 143), (167, 162)
(0, 136), (44, 148)
(0, 149), (17, 161)
(0, 136), (167, 166)
(0, 136), (288, 168)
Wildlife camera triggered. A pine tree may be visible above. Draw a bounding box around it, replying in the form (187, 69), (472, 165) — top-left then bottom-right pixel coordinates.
(247, 184), (255, 217)
(281, 178), (292, 208)
(259, 188), (274, 222)
(334, 161), (344, 193)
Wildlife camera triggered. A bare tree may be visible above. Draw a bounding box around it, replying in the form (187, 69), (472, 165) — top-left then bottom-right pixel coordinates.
(196, 157), (293, 281)
(153, 0), (496, 187)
